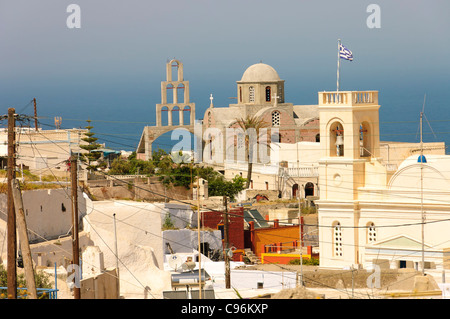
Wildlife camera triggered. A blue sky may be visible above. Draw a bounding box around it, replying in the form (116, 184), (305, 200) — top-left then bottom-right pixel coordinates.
(0, 0), (449, 150)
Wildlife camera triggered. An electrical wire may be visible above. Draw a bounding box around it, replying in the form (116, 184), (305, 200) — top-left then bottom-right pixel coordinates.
(5, 113), (450, 292)
(13, 123), (450, 231)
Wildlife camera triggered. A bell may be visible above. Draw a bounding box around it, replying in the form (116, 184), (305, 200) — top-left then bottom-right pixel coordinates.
(335, 135), (344, 146)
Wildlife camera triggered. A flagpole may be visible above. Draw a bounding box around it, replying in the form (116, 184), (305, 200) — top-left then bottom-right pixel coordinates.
(337, 38), (341, 92)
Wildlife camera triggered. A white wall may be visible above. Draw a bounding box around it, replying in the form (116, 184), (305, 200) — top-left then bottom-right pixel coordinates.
(274, 141), (321, 166)
(163, 229), (222, 254)
(162, 203), (195, 229)
(0, 188), (86, 243)
(84, 200), (172, 298)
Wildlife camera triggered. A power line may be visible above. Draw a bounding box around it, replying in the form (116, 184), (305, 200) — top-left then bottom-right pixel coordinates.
(14, 126), (450, 231)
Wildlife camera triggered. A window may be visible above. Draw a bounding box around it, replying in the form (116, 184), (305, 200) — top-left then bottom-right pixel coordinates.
(367, 222), (377, 243)
(265, 86), (271, 102)
(292, 184), (299, 198)
(272, 111), (280, 126)
(305, 182), (314, 197)
(218, 224), (224, 239)
(249, 86), (255, 102)
(333, 222), (343, 257)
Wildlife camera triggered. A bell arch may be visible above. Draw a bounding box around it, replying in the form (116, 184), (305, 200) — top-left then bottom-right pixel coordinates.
(139, 59), (197, 160)
(329, 120), (344, 157)
(359, 121), (372, 157)
(171, 106), (180, 126)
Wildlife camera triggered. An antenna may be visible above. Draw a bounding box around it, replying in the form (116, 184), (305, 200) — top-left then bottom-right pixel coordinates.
(416, 94), (437, 141)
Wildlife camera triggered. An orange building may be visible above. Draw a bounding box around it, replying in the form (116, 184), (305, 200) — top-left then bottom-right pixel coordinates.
(248, 219), (302, 257)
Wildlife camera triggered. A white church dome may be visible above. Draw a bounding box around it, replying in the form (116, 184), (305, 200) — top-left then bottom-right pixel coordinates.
(240, 63), (281, 82)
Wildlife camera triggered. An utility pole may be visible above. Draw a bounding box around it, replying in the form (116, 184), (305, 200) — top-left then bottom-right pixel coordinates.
(11, 179), (37, 299)
(223, 196), (230, 289)
(71, 155), (81, 299)
(33, 98), (38, 131)
(7, 108), (17, 299)
(113, 213), (120, 298)
(196, 173), (202, 299)
(420, 106), (425, 276)
(296, 130), (304, 287)
(298, 184), (303, 287)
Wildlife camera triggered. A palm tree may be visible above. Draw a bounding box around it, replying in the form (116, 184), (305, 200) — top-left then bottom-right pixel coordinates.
(234, 115), (271, 189)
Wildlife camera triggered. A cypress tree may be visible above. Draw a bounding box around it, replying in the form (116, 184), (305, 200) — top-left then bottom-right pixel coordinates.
(80, 119), (102, 171)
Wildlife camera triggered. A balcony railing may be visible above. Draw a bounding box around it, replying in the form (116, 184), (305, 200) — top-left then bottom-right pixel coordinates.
(284, 167), (319, 178)
(0, 287), (58, 299)
(319, 91), (378, 106)
(224, 163), (319, 178)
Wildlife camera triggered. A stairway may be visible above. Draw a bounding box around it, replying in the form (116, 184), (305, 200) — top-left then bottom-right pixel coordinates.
(244, 249), (261, 265)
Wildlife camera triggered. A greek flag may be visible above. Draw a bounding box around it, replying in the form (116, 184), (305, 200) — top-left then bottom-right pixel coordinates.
(339, 44), (353, 61)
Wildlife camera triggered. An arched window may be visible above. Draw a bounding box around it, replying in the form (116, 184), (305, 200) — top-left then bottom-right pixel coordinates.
(367, 222), (377, 243)
(305, 182), (314, 197)
(161, 106), (169, 126)
(249, 86), (255, 103)
(333, 222), (343, 257)
(184, 106), (192, 126)
(330, 121), (344, 157)
(265, 86), (271, 102)
(272, 111), (280, 126)
(315, 133), (320, 142)
(171, 106), (180, 126)
(166, 84), (174, 104)
(171, 61), (180, 81)
(239, 87), (242, 103)
(177, 83), (185, 104)
(292, 184), (299, 198)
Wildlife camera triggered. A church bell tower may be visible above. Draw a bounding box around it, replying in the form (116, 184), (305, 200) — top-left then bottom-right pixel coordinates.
(318, 90), (381, 201)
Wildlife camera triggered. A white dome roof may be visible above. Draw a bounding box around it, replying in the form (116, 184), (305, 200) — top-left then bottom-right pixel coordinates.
(240, 63), (281, 82)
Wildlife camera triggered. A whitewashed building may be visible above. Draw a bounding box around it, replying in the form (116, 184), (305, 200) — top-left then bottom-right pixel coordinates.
(316, 90), (450, 271)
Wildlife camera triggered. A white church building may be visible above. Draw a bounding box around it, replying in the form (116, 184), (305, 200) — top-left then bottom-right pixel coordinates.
(316, 90), (450, 271)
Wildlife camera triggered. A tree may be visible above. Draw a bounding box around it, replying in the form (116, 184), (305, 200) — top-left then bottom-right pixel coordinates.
(234, 115), (271, 189)
(0, 264), (52, 299)
(79, 119), (102, 171)
(208, 175), (246, 201)
(108, 152), (154, 175)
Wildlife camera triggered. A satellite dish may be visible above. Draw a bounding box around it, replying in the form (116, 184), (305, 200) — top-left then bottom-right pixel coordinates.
(168, 254), (183, 271)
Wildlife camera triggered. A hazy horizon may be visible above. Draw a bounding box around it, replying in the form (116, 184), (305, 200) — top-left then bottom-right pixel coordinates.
(1, 0), (449, 151)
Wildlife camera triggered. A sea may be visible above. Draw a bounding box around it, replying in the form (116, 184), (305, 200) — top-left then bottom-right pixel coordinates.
(9, 76), (450, 157)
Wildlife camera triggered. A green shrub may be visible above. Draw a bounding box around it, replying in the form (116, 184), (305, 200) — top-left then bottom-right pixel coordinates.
(0, 264), (53, 299)
(288, 257), (319, 266)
